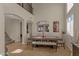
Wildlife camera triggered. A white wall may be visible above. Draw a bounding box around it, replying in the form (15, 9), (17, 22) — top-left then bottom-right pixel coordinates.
(0, 4), (5, 55)
(5, 16), (21, 42)
(2, 3), (33, 44)
(73, 4), (79, 42)
(32, 3), (65, 38)
(0, 3), (33, 55)
(64, 3), (79, 51)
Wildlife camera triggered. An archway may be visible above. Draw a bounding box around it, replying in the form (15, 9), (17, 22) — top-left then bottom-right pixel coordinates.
(5, 13), (24, 44)
(5, 13), (26, 55)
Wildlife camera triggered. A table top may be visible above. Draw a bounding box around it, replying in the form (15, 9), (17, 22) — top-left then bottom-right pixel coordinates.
(31, 37), (61, 41)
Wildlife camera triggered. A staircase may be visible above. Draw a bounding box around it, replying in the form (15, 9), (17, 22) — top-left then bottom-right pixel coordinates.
(5, 32), (15, 45)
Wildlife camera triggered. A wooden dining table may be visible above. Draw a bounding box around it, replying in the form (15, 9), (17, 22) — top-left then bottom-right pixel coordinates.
(29, 36), (61, 51)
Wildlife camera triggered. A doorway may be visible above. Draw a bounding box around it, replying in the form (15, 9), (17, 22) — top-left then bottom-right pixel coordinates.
(27, 21), (32, 39)
(20, 21), (22, 43)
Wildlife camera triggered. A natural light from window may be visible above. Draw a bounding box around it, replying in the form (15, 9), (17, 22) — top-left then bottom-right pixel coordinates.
(67, 3), (74, 13)
(11, 49), (23, 54)
(67, 14), (74, 36)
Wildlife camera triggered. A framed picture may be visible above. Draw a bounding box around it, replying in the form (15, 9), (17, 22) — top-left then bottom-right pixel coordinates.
(37, 21), (49, 32)
(53, 21), (59, 32)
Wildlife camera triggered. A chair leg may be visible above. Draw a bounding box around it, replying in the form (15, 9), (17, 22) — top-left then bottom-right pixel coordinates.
(56, 46), (57, 52)
(27, 43), (28, 46)
(55, 45), (57, 52)
(63, 43), (65, 49)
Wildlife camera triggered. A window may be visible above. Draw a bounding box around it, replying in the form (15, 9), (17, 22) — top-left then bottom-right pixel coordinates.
(17, 3), (33, 14)
(67, 3), (74, 13)
(67, 14), (74, 36)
